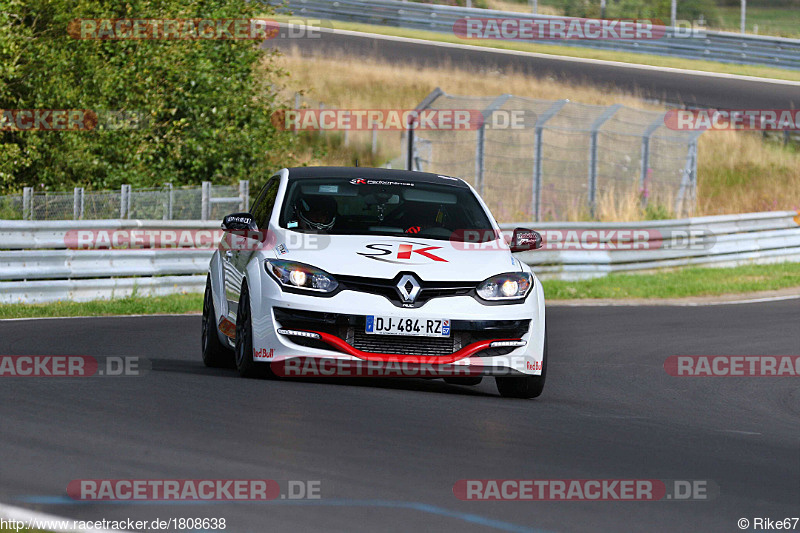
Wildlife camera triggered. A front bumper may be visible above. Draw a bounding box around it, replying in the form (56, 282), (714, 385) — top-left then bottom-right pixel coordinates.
(249, 271), (546, 376)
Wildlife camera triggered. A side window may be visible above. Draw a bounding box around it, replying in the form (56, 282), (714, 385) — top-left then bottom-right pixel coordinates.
(252, 178), (280, 229)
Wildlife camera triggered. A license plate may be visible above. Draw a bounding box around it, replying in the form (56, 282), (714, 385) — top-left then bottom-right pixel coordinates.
(365, 316), (450, 337)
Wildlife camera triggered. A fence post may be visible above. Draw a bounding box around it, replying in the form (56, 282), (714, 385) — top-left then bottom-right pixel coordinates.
(531, 100), (567, 222)
(343, 110), (350, 146)
(73, 187), (84, 220)
(23, 187), (33, 220)
(201, 181), (211, 221)
(474, 125), (485, 195)
(163, 183), (173, 220)
(407, 87), (444, 172)
(406, 123), (415, 171)
(475, 94), (512, 198)
(319, 102), (325, 137)
(239, 180), (250, 212)
(120, 184), (131, 219)
(640, 114), (665, 209)
(294, 92), (300, 135)
(588, 104), (621, 218)
(371, 124), (378, 154)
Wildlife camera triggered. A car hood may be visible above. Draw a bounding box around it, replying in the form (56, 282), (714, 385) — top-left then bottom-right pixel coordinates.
(267, 231), (522, 282)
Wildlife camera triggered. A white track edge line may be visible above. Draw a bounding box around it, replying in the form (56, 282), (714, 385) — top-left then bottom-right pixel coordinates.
(0, 501), (128, 533)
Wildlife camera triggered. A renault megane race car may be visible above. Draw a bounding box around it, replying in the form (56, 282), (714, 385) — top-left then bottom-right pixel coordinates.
(201, 167), (547, 398)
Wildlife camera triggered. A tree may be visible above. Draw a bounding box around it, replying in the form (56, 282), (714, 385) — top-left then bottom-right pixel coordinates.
(0, 0), (297, 192)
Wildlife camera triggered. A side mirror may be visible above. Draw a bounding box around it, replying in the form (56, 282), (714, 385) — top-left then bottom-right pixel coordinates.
(509, 228), (542, 252)
(222, 213), (257, 232)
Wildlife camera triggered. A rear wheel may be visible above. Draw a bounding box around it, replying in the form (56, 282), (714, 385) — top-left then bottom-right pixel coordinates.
(235, 282), (270, 379)
(201, 276), (233, 368)
(496, 328), (547, 399)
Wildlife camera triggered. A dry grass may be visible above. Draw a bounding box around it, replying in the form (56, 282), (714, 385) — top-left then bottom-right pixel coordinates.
(697, 130), (800, 216)
(275, 49), (800, 220)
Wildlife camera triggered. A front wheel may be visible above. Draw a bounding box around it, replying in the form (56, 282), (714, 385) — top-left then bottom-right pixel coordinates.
(235, 282), (270, 379)
(496, 327), (547, 399)
(202, 276), (233, 368)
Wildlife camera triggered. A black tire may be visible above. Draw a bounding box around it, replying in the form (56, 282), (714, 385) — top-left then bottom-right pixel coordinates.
(234, 281), (270, 379)
(495, 327), (547, 399)
(444, 377), (483, 386)
(202, 276), (233, 368)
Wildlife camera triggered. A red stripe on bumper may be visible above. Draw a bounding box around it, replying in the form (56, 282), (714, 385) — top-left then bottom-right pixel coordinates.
(284, 330), (522, 364)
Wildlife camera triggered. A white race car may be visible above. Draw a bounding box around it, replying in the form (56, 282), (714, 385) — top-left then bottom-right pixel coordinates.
(202, 167), (547, 398)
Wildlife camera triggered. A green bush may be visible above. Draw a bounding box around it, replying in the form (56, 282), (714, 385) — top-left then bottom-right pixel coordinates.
(0, 0), (298, 194)
(553, 0), (719, 23)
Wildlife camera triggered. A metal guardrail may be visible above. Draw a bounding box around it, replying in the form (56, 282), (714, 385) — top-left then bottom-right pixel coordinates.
(1, 212), (798, 302)
(281, 0), (800, 70)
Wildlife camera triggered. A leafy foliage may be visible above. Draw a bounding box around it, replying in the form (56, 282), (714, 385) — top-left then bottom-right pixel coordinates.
(0, 0), (297, 193)
(555, 0), (719, 23)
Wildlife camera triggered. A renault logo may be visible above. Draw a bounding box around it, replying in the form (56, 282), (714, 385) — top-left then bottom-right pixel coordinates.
(396, 274), (421, 303)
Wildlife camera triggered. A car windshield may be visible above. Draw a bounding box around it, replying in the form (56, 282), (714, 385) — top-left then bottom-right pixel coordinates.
(279, 177), (495, 241)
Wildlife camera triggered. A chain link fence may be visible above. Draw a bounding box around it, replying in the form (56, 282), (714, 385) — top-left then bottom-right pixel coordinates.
(398, 89), (705, 222)
(0, 182), (249, 221)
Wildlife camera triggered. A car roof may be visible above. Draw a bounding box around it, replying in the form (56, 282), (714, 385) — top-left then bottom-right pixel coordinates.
(284, 166), (469, 188)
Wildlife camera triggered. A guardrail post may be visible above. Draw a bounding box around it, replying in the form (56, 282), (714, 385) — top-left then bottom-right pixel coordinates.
(532, 100), (567, 222)
(162, 183), (173, 220)
(640, 113), (665, 209)
(588, 105), (621, 218)
(22, 187), (33, 220)
(73, 187), (84, 220)
(239, 180), (250, 212)
(201, 181), (211, 221)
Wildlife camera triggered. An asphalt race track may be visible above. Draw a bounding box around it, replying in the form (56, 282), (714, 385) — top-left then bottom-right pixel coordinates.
(268, 29), (800, 109)
(1, 300), (798, 532)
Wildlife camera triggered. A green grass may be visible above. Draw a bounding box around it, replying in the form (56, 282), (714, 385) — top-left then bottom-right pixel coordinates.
(543, 261), (800, 299)
(716, 6), (800, 38)
(276, 17), (800, 82)
(0, 264), (799, 319)
(0, 293), (203, 319)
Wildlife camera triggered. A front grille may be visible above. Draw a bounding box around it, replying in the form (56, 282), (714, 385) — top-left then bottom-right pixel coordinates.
(273, 307), (530, 357)
(351, 328), (456, 356)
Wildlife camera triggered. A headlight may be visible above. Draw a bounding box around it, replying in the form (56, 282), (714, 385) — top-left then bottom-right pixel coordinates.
(476, 272), (532, 301)
(265, 259), (338, 293)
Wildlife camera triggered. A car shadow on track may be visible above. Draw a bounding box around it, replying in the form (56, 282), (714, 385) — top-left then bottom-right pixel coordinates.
(149, 358), (499, 398)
